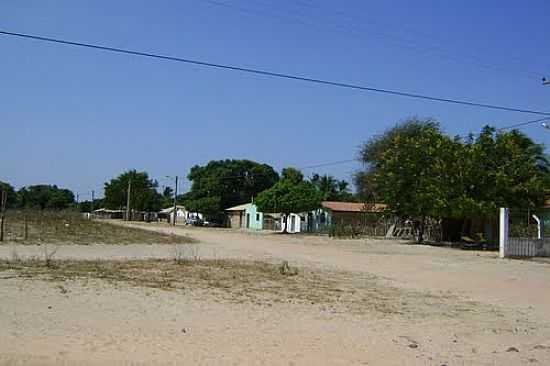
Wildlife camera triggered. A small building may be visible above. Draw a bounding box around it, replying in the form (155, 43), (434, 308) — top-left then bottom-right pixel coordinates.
(225, 203), (249, 229)
(225, 203), (264, 230)
(159, 205), (202, 224)
(306, 201), (387, 233)
(92, 208), (124, 220)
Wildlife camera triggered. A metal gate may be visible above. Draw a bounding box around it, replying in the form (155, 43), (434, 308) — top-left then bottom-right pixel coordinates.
(507, 238), (550, 257)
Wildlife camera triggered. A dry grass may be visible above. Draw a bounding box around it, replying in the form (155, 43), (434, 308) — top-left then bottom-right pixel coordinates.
(0, 257), (498, 319)
(1, 211), (194, 245)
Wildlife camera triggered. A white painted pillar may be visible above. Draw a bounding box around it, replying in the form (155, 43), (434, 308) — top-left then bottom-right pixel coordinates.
(499, 208), (509, 258)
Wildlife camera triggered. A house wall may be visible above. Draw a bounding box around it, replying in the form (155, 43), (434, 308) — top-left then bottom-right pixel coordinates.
(331, 211), (370, 227)
(228, 211), (244, 229)
(280, 213), (302, 233)
(244, 204), (263, 230)
(307, 208), (332, 232)
(169, 208), (187, 224)
(306, 208), (387, 235)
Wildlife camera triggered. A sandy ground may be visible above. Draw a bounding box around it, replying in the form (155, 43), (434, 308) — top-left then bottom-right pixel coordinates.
(1, 221), (550, 365)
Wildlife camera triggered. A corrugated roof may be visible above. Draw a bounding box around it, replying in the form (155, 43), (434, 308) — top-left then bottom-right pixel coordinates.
(93, 208), (124, 213)
(225, 203), (251, 211)
(160, 205), (186, 214)
(321, 201), (386, 213)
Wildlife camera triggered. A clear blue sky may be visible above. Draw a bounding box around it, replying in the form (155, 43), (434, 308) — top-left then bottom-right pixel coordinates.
(2, 0), (549, 198)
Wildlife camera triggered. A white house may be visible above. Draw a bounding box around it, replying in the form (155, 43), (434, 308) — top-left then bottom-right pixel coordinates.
(159, 205), (203, 224)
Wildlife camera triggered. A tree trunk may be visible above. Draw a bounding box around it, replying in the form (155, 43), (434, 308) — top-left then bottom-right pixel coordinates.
(0, 215), (4, 242)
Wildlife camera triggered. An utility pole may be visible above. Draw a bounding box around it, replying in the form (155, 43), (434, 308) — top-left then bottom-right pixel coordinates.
(173, 175), (178, 226)
(76, 193), (79, 205)
(126, 176), (132, 221)
(91, 190), (95, 212)
(166, 175), (180, 226)
(0, 190), (7, 242)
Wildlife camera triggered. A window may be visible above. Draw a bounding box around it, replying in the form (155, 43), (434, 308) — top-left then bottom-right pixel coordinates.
(256, 213), (260, 221)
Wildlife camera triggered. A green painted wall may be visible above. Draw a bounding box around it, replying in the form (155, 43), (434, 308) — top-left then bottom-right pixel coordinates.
(244, 203), (263, 231)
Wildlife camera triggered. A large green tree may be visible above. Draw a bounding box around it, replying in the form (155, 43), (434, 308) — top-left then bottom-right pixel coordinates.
(455, 126), (549, 214)
(182, 159), (279, 220)
(103, 170), (163, 212)
(256, 167), (323, 232)
(0, 181), (17, 209)
(360, 119), (457, 242)
(358, 117), (549, 242)
(16, 185), (75, 210)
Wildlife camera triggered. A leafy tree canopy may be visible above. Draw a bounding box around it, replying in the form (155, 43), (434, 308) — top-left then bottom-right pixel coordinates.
(103, 170), (162, 212)
(16, 184), (75, 210)
(255, 167), (323, 223)
(357, 117), (550, 241)
(310, 173), (355, 202)
(182, 159), (279, 219)
(79, 199), (104, 213)
(0, 181), (17, 209)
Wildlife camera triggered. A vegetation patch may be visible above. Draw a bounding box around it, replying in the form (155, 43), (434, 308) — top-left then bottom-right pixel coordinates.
(0, 258), (499, 320)
(1, 211), (194, 245)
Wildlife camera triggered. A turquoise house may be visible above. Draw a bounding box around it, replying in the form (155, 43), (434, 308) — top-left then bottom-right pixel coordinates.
(226, 202), (263, 231)
(244, 203), (264, 231)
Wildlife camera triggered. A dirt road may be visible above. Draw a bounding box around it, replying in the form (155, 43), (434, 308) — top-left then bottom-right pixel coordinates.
(2, 222), (550, 365)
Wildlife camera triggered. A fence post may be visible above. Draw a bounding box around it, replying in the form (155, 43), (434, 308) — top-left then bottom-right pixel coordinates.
(499, 208), (509, 258)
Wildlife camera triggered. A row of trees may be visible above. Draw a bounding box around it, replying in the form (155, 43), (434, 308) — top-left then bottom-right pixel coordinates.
(180, 160), (353, 222)
(355, 118), (550, 242)
(1, 163), (352, 216)
(0, 183), (75, 210)
(9, 118), (545, 238)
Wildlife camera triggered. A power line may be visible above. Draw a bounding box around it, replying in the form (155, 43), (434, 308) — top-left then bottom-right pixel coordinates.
(496, 116), (550, 131)
(299, 159), (358, 170)
(201, 0), (543, 81)
(1, 29), (550, 116)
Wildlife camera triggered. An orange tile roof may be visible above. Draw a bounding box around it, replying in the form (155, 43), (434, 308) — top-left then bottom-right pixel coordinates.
(321, 201), (386, 213)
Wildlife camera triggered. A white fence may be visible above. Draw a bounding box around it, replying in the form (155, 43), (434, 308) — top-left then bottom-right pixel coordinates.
(506, 238), (550, 257)
(500, 207), (550, 258)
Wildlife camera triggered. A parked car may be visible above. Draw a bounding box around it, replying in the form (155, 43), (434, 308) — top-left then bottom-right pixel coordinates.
(186, 217), (204, 226)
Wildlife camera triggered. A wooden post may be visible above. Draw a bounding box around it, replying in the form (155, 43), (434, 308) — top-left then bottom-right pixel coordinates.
(91, 190), (95, 214)
(126, 176), (132, 221)
(0, 191), (7, 242)
(24, 215), (28, 240)
(173, 176), (178, 226)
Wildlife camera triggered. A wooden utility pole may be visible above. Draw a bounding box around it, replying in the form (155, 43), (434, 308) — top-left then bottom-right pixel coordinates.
(173, 176), (178, 226)
(91, 190), (95, 212)
(0, 191), (7, 242)
(126, 176), (132, 221)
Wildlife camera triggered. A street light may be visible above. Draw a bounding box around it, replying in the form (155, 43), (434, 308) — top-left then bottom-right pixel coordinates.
(543, 77), (550, 85)
(542, 122), (550, 130)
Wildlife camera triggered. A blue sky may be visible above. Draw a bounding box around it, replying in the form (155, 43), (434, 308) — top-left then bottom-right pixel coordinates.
(2, 0), (549, 198)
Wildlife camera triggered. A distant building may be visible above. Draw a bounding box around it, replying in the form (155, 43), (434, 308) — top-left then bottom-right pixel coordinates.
(92, 208), (124, 220)
(225, 203), (250, 229)
(225, 203), (263, 230)
(306, 201), (386, 232)
(225, 202), (299, 232)
(159, 205), (202, 224)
